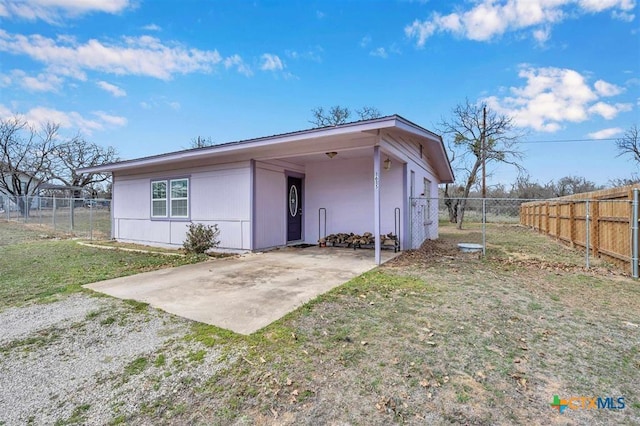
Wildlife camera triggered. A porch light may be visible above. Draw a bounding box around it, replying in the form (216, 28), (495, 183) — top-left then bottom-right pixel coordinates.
(383, 157), (392, 170)
(325, 151), (338, 159)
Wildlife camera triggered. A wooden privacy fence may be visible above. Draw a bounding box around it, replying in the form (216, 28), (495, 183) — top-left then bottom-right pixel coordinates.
(520, 185), (639, 275)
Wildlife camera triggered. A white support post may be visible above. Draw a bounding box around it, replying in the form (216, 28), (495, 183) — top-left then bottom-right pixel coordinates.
(374, 145), (381, 265)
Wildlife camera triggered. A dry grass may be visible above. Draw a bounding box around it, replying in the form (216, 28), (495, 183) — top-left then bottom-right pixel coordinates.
(2, 219), (638, 424)
(130, 223), (639, 425)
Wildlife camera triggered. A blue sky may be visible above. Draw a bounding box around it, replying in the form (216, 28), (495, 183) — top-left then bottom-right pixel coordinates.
(0, 0), (638, 187)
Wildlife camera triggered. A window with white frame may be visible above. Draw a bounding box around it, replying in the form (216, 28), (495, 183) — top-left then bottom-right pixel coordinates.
(170, 178), (189, 217)
(151, 178), (189, 218)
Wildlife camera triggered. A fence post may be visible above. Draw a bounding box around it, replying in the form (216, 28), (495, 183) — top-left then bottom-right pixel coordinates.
(632, 189), (639, 278)
(555, 202), (561, 240)
(590, 200), (599, 257)
(53, 195), (56, 230)
(89, 202), (93, 241)
(569, 202), (575, 248)
(585, 200), (590, 269)
(545, 202), (550, 235)
(69, 198), (74, 232)
(482, 198), (486, 257)
(537, 204), (542, 232)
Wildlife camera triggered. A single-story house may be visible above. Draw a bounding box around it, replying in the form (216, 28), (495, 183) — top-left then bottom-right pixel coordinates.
(78, 115), (454, 263)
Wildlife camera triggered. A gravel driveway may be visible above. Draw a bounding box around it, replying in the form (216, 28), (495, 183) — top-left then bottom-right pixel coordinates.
(0, 294), (231, 425)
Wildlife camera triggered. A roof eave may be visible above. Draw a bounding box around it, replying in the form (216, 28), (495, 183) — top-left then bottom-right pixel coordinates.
(77, 116), (402, 174)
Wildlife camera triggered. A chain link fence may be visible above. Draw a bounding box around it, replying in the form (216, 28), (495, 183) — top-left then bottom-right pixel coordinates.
(410, 196), (637, 276)
(0, 195), (112, 240)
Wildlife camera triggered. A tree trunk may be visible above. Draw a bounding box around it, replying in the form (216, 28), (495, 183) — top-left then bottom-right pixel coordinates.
(443, 184), (459, 223)
(456, 158), (482, 230)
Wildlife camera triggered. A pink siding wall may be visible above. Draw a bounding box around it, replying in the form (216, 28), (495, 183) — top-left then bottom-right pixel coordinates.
(112, 162), (251, 249)
(304, 156), (403, 245)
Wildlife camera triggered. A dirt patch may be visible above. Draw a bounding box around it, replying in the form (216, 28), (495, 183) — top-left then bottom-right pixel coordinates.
(2, 222), (638, 424)
(164, 225), (639, 425)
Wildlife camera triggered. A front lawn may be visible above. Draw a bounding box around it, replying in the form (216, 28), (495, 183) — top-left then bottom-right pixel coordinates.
(1, 220), (638, 424)
(0, 221), (207, 309)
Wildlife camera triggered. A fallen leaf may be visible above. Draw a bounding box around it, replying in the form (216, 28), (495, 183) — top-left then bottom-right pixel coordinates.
(286, 378), (292, 386)
(260, 357), (266, 363)
(292, 389), (299, 396)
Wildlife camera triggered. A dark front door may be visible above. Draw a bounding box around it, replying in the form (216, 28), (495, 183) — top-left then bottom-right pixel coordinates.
(287, 176), (302, 241)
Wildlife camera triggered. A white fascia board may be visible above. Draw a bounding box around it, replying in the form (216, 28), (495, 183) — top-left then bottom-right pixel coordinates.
(77, 117), (399, 175)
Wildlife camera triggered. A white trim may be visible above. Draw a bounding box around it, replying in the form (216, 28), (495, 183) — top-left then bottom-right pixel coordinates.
(151, 180), (168, 218)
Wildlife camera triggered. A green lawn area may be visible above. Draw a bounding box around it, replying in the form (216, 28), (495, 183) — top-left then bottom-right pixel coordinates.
(1, 219), (638, 424)
(0, 220), (207, 309)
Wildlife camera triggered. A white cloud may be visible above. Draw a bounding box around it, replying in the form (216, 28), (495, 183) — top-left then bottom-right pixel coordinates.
(532, 26), (551, 44)
(92, 110), (127, 127)
(1, 69), (63, 92)
(223, 54), (253, 76)
(96, 80), (126, 97)
(483, 66), (632, 132)
(166, 101), (180, 111)
(360, 35), (371, 48)
(405, 0), (636, 46)
(142, 23), (161, 31)
(0, 0), (132, 24)
(588, 101), (632, 119)
(578, 0), (635, 13)
(594, 79), (624, 96)
(316, 10), (325, 19)
(588, 127), (623, 139)
(370, 47), (388, 58)
(285, 46), (323, 63)
(0, 104), (127, 134)
(260, 53), (284, 71)
(0, 30), (228, 80)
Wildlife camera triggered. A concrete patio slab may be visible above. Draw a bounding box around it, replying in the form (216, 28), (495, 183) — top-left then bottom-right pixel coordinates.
(83, 247), (399, 335)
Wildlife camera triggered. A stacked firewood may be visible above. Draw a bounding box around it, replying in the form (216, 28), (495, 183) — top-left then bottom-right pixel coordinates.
(320, 232), (398, 249)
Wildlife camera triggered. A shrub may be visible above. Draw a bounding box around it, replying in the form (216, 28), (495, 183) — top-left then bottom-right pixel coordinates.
(183, 223), (220, 254)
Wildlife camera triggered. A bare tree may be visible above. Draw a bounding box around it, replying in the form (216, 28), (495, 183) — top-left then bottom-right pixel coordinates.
(0, 116), (58, 214)
(189, 136), (215, 148)
(551, 176), (601, 197)
(608, 176), (640, 188)
(439, 99), (524, 228)
(309, 105), (382, 127)
(355, 106), (382, 120)
(616, 124), (640, 163)
(49, 136), (119, 201)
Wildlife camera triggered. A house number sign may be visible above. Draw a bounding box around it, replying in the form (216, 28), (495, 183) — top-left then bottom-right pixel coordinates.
(374, 172), (379, 190)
